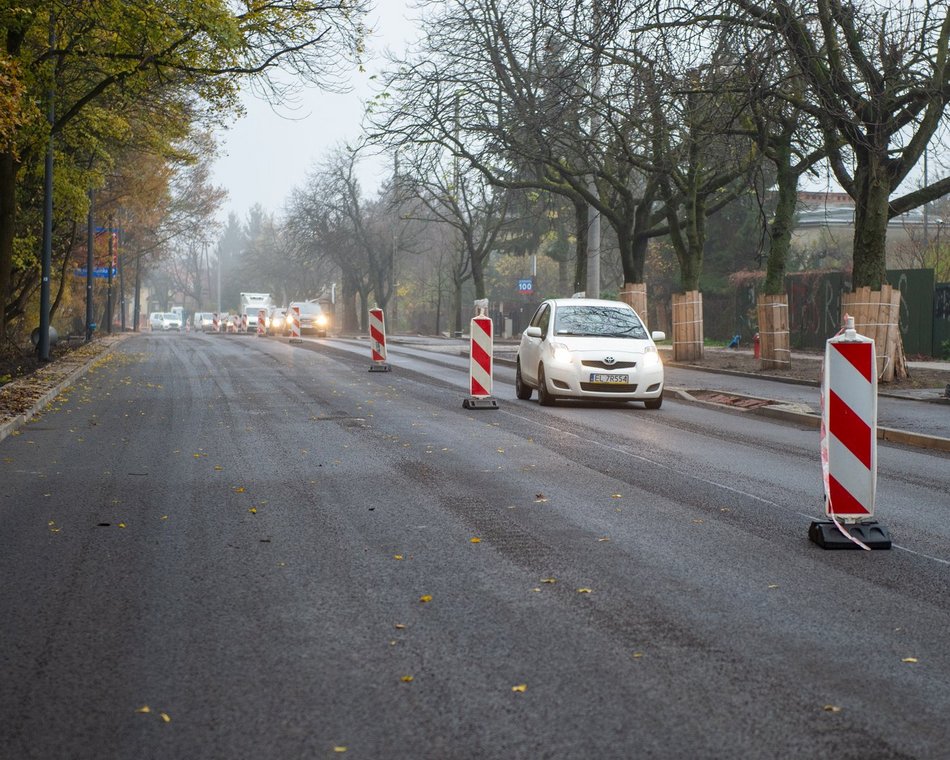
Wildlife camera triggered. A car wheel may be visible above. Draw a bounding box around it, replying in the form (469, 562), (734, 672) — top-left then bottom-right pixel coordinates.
(644, 391), (663, 410)
(515, 359), (532, 400)
(537, 365), (556, 406)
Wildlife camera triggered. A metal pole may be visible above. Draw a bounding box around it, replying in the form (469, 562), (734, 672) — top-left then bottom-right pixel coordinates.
(37, 17), (55, 361)
(117, 218), (125, 331)
(216, 245), (221, 313)
(133, 250), (141, 332)
(106, 222), (114, 333)
(585, 7), (601, 299)
(85, 190), (94, 341)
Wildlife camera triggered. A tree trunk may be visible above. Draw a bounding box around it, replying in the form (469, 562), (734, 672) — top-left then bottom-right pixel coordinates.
(764, 159), (797, 295)
(0, 151), (17, 333)
(842, 285), (907, 382)
(672, 290), (703, 361)
(341, 273), (359, 332)
(618, 282), (648, 327)
(756, 294), (791, 369)
(852, 153), (890, 289)
(573, 197), (588, 293)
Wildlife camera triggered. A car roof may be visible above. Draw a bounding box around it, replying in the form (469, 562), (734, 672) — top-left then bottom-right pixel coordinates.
(546, 298), (633, 309)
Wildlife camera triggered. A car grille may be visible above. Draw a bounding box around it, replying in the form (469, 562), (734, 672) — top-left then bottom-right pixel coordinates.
(580, 383), (639, 393)
(581, 360), (637, 370)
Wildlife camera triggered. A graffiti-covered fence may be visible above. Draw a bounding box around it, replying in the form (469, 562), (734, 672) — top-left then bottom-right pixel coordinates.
(935, 283), (950, 358)
(785, 269), (934, 356)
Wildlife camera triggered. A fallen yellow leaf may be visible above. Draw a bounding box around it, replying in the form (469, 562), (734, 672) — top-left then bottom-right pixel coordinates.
(902, 657), (919, 663)
(160, 712), (171, 723)
(394, 623), (406, 629)
(511, 684), (527, 693)
(632, 652), (644, 659)
(118, 523), (127, 529)
(333, 748), (348, 754)
(541, 578), (556, 584)
(767, 584), (779, 589)
(611, 494), (623, 499)
(393, 554), (404, 560)
(233, 486), (245, 493)
(597, 537), (609, 542)
(249, 507), (257, 514)
(823, 705), (842, 713)
(135, 705), (151, 714)
(401, 675), (414, 683)
(470, 537), (481, 544)
(214, 465), (223, 471)
(419, 594), (432, 603)
(577, 588), (592, 594)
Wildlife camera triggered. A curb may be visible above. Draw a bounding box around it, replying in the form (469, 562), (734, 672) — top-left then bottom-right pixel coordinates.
(0, 334), (131, 444)
(676, 386), (950, 453)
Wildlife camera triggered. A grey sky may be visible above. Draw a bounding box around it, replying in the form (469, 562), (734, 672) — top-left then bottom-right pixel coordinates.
(211, 2), (416, 224)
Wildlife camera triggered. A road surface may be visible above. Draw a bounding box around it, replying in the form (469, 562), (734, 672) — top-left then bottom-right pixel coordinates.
(1, 332), (948, 759)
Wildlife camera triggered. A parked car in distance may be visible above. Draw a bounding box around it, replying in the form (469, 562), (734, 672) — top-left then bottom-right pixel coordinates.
(149, 312), (182, 331)
(287, 300), (329, 337)
(194, 312), (215, 332)
(515, 297), (666, 408)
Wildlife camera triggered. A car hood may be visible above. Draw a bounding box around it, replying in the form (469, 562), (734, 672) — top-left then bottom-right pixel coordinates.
(551, 335), (654, 355)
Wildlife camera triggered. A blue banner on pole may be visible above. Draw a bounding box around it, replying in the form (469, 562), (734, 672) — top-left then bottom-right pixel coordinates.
(74, 267), (116, 278)
(517, 278), (533, 294)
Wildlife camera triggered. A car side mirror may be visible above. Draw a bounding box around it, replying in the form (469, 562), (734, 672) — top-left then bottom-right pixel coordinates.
(524, 326), (542, 338)
(651, 331), (666, 342)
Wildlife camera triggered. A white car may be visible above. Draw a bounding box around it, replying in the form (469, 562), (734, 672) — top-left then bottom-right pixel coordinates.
(194, 312), (215, 331)
(515, 298), (666, 408)
(149, 312), (182, 331)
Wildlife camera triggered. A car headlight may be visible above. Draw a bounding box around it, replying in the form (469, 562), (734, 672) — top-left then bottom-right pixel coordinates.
(641, 345), (661, 368)
(550, 342), (572, 364)
(316, 314), (328, 326)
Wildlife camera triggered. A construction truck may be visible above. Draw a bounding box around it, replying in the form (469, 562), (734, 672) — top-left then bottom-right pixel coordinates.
(239, 292), (273, 333)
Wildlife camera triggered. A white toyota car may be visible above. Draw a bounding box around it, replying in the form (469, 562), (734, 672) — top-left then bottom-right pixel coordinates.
(515, 298), (666, 408)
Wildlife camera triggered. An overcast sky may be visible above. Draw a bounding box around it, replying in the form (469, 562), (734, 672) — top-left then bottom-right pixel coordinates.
(211, 2), (416, 225)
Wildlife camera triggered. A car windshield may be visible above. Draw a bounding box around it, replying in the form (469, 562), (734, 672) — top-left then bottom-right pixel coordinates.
(553, 305), (647, 339)
(164, 313), (178, 320)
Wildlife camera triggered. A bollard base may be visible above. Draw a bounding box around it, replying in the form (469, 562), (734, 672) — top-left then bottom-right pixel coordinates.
(808, 520), (892, 550)
(463, 397), (499, 410)
(289, 338), (302, 344)
(369, 363), (391, 372)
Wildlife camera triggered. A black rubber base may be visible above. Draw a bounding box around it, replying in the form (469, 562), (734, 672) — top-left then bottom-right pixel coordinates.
(289, 338), (302, 344)
(368, 363), (391, 372)
(808, 520), (892, 549)
(462, 397), (499, 410)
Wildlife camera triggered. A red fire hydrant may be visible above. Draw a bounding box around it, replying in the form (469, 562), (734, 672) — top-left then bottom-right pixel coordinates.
(753, 332), (760, 359)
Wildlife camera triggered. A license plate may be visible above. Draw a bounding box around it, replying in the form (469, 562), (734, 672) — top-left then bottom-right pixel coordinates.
(589, 373), (629, 384)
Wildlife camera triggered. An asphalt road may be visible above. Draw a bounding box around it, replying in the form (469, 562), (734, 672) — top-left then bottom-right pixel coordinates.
(1, 332), (949, 759)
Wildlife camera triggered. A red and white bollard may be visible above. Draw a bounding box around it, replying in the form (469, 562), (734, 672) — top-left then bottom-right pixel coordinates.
(257, 309), (266, 337)
(289, 306), (302, 343)
(810, 315), (890, 549)
(463, 314), (498, 409)
(212, 312), (220, 333)
(368, 307), (391, 372)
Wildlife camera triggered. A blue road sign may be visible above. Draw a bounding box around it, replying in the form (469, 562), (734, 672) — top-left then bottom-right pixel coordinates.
(518, 278), (533, 294)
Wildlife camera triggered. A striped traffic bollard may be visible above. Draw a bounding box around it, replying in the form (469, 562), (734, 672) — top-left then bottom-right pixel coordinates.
(368, 307), (391, 372)
(463, 315), (499, 410)
(212, 312), (219, 333)
(289, 306), (302, 343)
(809, 315), (891, 549)
(257, 309), (266, 337)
